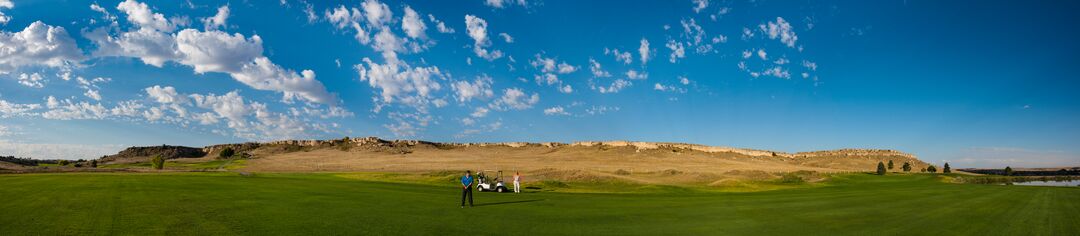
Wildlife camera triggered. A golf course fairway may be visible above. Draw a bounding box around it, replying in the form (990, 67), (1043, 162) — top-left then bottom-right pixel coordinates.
(1, 173), (1077, 235)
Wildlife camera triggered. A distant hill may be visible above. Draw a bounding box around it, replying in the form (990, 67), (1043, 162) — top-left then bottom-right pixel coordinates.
(0, 161), (25, 170)
(0, 156), (58, 166)
(85, 137), (932, 184)
(99, 145), (206, 163)
(194, 137), (931, 173)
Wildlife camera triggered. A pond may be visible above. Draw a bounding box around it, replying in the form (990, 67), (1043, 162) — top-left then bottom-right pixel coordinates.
(1003, 179), (1080, 187)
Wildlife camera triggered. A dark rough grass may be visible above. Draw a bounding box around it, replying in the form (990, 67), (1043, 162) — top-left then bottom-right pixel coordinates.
(0, 173), (1077, 235)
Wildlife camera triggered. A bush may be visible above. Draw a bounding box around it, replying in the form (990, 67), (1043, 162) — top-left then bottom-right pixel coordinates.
(151, 155), (165, 170)
(876, 162), (886, 175)
(661, 169), (683, 175)
(943, 163), (951, 174)
(887, 160), (894, 170)
(779, 173), (805, 184)
(219, 147), (235, 159)
(927, 165), (937, 173)
(902, 162), (912, 172)
(90, 160), (98, 168)
(58, 160), (70, 166)
(73, 163), (83, 168)
(613, 169), (631, 175)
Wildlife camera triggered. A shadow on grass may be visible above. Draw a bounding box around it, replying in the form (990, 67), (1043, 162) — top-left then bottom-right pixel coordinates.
(474, 199), (545, 207)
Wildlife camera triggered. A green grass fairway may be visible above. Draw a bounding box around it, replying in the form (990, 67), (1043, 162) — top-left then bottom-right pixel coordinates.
(1, 173), (1077, 235)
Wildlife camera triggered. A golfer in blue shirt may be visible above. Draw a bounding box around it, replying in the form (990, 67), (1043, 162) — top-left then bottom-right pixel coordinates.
(461, 170), (474, 208)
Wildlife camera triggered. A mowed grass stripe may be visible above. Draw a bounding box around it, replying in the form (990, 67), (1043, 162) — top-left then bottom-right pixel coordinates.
(0, 173), (1077, 235)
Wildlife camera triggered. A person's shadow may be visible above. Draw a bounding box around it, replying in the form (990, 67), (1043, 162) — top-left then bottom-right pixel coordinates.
(474, 199), (545, 207)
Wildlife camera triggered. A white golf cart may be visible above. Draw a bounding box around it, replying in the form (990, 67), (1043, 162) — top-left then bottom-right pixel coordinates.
(475, 170), (511, 193)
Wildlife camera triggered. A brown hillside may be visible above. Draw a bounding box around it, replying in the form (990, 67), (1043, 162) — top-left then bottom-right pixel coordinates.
(0, 161), (25, 170)
(197, 137), (930, 175)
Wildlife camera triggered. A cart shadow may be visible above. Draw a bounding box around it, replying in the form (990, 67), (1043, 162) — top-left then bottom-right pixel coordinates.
(474, 199), (546, 207)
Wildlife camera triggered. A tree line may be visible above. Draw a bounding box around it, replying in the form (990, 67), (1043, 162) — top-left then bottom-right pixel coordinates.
(877, 160), (951, 175)
(0, 156), (60, 166)
(1, 156), (99, 168)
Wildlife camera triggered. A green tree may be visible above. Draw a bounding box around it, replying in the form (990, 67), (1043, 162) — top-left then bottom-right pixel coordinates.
(876, 162), (886, 175)
(1004, 166), (1014, 176)
(90, 160), (98, 168)
(943, 163), (951, 174)
(151, 155), (165, 170)
(219, 147), (235, 159)
(927, 165), (937, 173)
(902, 162), (912, 172)
(58, 160), (70, 166)
(887, 160), (894, 170)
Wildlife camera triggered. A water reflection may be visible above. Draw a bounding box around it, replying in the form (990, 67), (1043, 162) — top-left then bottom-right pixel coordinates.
(1001, 179), (1080, 187)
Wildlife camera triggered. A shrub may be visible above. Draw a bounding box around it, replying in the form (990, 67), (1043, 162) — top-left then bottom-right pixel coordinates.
(58, 160), (70, 166)
(927, 165), (937, 173)
(218, 147), (235, 159)
(613, 169), (631, 175)
(151, 155), (165, 170)
(887, 160), (894, 170)
(661, 169), (683, 175)
(779, 173), (805, 184)
(876, 162), (886, 175)
(902, 162), (912, 172)
(90, 160), (98, 168)
(73, 163), (83, 168)
(943, 163), (951, 174)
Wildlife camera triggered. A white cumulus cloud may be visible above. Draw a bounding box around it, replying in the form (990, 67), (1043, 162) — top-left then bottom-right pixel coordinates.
(0, 0), (13, 24)
(201, 5), (230, 30)
(543, 106), (569, 116)
(355, 57), (444, 106)
(759, 17), (798, 48)
(117, 0), (175, 32)
(401, 6), (427, 39)
(428, 14), (455, 33)
(452, 76), (495, 103)
(0, 21), (85, 74)
(490, 88), (539, 110)
(466, 15), (503, 60)
(639, 38), (652, 65)
(485, 0), (527, 9)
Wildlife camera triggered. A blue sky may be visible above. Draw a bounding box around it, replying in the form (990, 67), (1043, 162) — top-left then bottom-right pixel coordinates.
(0, 0), (1078, 168)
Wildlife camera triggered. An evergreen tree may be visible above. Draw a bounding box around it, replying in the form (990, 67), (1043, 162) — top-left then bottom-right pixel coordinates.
(151, 155), (165, 170)
(887, 160), (894, 170)
(219, 147), (235, 159)
(1004, 166), (1014, 176)
(90, 160), (98, 168)
(876, 162), (887, 175)
(902, 162), (912, 172)
(943, 163), (951, 174)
